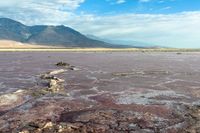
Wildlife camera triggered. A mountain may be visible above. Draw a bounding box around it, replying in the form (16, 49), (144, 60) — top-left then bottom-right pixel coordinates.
(0, 18), (129, 48)
(0, 18), (30, 42)
(86, 34), (157, 48)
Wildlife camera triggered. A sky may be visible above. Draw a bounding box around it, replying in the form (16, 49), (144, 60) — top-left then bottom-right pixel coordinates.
(0, 0), (200, 48)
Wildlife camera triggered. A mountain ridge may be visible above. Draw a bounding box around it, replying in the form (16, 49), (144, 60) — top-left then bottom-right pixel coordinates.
(0, 18), (131, 48)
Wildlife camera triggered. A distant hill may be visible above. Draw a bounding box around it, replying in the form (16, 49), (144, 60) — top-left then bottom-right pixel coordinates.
(0, 18), (132, 48)
(86, 34), (158, 48)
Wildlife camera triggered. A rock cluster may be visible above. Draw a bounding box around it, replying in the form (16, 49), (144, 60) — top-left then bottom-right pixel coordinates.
(185, 105), (200, 132)
(39, 62), (79, 93)
(16, 105), (200, 133)
(40, 69), (66, 93)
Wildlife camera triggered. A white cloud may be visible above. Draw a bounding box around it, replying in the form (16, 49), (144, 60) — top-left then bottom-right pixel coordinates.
(139, 0), (151, 3)
(69, 11), (200, 48)
(116, 0), (126, 4)
(0, 0), (85, 25)
(0, 0), (85, 10)
(140, 0), (177, 3)
(161, 6), (171, 10)
(0, 0), (27, 7)
(106, 0), (126, 5)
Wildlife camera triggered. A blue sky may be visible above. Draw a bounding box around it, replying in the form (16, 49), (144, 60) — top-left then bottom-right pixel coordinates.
(0, 0), (200, 48)
(78, 0), (200, 14)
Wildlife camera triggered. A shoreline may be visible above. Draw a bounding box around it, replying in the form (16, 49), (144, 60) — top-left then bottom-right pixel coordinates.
(0, 48), (200, 52)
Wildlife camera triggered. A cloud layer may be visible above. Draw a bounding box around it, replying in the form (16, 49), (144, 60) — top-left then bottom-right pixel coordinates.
(0, 0), (85, 10)
(0, 0), (199, 48)
(70, 12), (200, 48)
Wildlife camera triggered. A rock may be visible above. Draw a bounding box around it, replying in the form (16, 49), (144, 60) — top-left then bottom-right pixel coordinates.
(48, 69), (67, 75)
(28, 122), (40, 129)
(55, 62), (80, 71)
(50, 87), (60, 93)
(49, 79), (57, 88)
(31, 89), (49, 97)
(41, 75), (64, 83)
(47, 80), (63, 93)
(0, 90), (26, 107)
(70, 67), (80, 71)
(47, 78), (66, 93)
(0, 94), (18, 106)
(56, 62), (70, 67)
(191, 89), (200, 98)
(15, 89), (26, 94)
(185, 105), (200, 132)
(19, 130), (29, 133)
(43, 122), (54, 129)
(48, 86), (61, 93)
(69, 66), (80, 71)
(40, 74), (55, 80)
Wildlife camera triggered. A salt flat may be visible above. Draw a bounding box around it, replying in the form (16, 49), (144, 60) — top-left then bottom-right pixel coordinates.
(0, 52), (199, 132)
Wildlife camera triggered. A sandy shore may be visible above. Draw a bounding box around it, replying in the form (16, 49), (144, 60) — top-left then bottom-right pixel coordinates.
(0, 40), (62, 49)
(0, 40), (200, 52)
